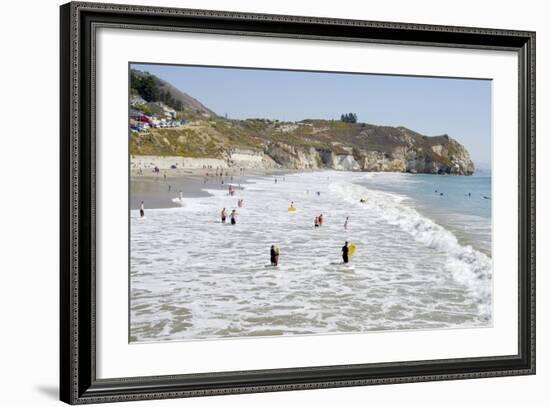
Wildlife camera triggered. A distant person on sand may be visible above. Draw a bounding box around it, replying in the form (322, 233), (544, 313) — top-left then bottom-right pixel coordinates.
(139, 201), (145, 218)
(270, 245), (279, 266)
(344, 217), (349, 230)
(230, 209), (237, 225)
(318, 214), (324, 226)
(314, 216), (320, 228)
(342, 241), (349, 264)
(221, 208), (227, 224)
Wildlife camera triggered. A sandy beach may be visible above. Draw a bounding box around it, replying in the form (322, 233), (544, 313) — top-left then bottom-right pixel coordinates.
(130, 167), (301, 210)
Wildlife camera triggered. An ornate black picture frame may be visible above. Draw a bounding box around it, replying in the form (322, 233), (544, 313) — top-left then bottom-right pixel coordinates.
(60, 2), (535, 404)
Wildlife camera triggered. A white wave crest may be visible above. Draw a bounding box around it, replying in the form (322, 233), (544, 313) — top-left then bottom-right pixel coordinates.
(330, 180), (492, 321)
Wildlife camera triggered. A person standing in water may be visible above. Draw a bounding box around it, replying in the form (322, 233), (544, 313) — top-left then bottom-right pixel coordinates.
(342, 241), (349, 264)
(290, 201), (295, 209)
(318, 214), (324, 226)
(139, 201), (145, 218)
(270, 245), (279, 266)
(314, 216), (319, 227)
(221, 208), (227, 223)
(230, 209), (237, 225)
(344, 217), (349, 230)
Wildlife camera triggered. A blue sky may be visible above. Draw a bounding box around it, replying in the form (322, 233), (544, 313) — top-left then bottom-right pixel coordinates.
(131, 63), (492, 167)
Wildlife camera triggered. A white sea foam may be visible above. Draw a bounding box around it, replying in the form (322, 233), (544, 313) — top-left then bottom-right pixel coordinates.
(130, 171), (492, 342)
(329, 181), (492, 317)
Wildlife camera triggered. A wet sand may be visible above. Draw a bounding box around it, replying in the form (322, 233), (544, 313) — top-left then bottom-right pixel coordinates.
(130, 168), (298, 210)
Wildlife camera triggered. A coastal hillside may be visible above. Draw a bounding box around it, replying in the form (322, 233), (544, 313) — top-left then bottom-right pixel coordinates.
(130, 71), (475, 175)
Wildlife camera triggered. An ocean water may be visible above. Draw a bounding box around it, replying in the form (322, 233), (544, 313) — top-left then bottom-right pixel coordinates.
(130, 171), (492, 342)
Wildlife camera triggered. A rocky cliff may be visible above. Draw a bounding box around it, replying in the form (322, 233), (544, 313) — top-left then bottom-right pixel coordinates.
(131, 119), (475, 175)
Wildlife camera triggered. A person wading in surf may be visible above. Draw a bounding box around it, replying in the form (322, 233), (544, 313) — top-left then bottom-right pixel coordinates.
(270, 245), (279, 266)
(342, 241), (350, 264)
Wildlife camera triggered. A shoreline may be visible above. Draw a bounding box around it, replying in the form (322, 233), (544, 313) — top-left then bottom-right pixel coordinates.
(130, 167), (305, 210)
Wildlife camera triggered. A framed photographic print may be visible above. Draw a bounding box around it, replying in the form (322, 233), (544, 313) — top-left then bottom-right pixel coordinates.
(60, 1), (535, 404)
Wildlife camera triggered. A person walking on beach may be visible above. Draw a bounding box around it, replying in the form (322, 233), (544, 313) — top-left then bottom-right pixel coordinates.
(318, 214), (324, 226)
(139, 201), (145, 218)
(221, 208), (227, 224)
(230, 209), (237, 225)
(270, 245), (279, 266)
(344, 217), (349, 230)
(342, 241), (350, 264)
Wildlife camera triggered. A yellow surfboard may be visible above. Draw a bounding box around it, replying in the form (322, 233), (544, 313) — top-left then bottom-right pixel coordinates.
(348, 243), (357, 257)
(288, 207), (296, 212)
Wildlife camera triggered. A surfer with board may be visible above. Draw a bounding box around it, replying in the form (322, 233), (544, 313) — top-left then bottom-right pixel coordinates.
(288, 201), (296, 212)
(342, 241), (349, 263)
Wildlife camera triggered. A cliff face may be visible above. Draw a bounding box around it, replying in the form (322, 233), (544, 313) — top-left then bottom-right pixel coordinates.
(131, 120), (475, 175)
(259, 139), (474, 175)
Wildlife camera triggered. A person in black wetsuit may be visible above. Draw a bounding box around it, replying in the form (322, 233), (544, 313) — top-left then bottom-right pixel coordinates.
(342, 241), (349, 264)
(270, 245), (279, 266)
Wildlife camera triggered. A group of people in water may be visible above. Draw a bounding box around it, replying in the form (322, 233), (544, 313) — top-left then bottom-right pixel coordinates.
(139, 170), (356, 266)
(270, 241), (351, 266)
(220, 207), (238, 225)
(435, 189), (491, 200)
(314, 214), (324, 227)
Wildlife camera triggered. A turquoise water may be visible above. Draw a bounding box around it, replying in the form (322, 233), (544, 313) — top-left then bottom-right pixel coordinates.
(356, 172), (492, 256)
